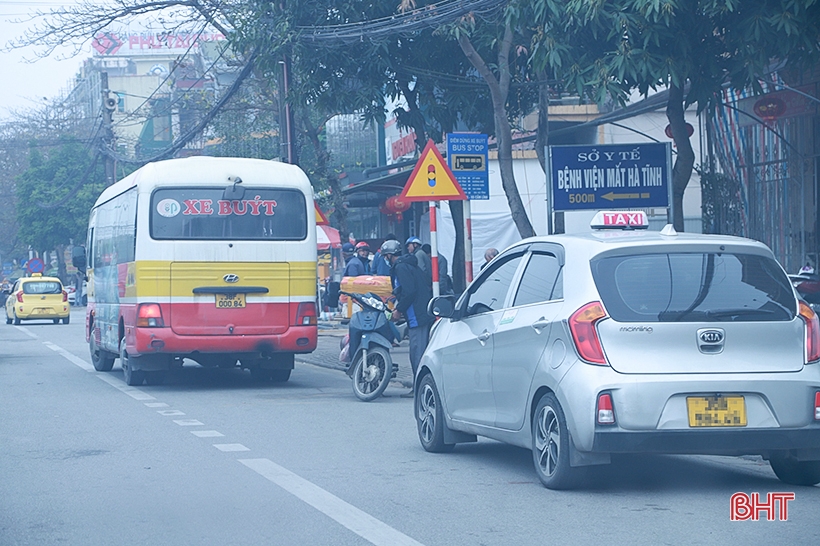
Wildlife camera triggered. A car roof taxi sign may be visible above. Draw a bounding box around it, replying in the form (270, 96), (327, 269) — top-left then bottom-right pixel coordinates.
(590, 210), (649, 230)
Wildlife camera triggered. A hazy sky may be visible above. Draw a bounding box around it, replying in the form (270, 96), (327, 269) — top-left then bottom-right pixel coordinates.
(1, 0), (90, 119)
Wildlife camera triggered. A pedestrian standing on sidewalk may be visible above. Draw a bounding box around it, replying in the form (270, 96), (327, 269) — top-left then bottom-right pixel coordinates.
(405, 236), (432, 286)
(380, 239), (433, 397)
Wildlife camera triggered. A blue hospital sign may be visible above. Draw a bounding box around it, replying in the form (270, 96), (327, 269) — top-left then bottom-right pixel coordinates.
(549, 143), (671, 211)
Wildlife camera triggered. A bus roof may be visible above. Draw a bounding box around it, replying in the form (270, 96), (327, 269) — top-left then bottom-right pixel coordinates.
(94, 157), (313, 207)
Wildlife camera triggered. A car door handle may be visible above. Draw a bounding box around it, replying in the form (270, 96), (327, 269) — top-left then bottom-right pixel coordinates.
(531, 318), (550, 333)
(477, 330), (491, 345)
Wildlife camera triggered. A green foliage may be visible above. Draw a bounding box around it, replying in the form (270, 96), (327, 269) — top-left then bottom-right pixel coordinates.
(15, 141), (107, 251)
(532, 0), (820, 111)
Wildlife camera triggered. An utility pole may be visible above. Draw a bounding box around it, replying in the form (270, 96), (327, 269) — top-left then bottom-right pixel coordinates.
(100, 72), (117, 185)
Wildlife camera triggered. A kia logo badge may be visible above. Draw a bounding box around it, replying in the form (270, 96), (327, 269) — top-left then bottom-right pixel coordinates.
(698, 329), (724, 344)
(223, 274), (239, 283)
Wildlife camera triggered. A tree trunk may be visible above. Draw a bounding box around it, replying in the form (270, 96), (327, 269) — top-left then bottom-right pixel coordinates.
(448, 200), (465, 294)
(296, 109), (348, 235)
(457, 29), (535, 239)
(535, 69), (550, 174)
(666, 83), (695, 233)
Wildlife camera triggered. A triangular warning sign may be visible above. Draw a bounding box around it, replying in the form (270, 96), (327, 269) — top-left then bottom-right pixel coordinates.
(314, 201), (329, 225)
(400, 140), (467, 202)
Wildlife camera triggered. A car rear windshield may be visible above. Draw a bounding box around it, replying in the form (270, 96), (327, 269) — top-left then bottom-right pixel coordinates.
(150, 187), (307, 241)
(22, 282), (62, 295)
(591, 252), (795, 322)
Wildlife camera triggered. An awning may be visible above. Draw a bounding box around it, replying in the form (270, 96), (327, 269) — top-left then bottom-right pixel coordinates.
(317, 224), (341, 250)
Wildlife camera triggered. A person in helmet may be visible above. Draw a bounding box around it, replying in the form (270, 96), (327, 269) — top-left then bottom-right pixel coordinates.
(382, 239), (433, 397)
(343, 241), (371, 277)
(341, 242), (355, 265)
(405, 236), (431, 287)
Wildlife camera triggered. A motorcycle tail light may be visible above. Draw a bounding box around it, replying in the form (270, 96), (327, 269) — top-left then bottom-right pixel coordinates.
(597, 393), (615, 425)
(798, 301), (820, 363)
(295, 302), (317, 326)
(136, 303), (164, 327)
(569, 302), (608, 365)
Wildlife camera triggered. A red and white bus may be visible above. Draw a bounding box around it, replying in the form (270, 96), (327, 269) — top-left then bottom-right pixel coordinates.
(84, 156), (317, 385)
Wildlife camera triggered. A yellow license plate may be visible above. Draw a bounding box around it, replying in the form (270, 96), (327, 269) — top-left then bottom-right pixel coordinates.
(687, 396), (746, 427)
(215, 293), (245, 309)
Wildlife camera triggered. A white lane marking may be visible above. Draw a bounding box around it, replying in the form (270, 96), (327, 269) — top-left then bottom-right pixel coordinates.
(239, 458), (424, 546)
(191, 430), (224, 438)
(145, 402), (169, 408)
(214, 444), (250, 452)
(157, 409), (185, 416)
(173, 419), (204, 426)
(96, 373), (156, 401)
(43, 341), (94, 371)
(15, 325), (38, 339)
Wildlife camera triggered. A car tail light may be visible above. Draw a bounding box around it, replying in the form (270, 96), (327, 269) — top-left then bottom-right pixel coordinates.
(569, 302), (608, 365)
(597, 393), (615, 425)
(61, 290), (68, 302)
(136, 303), (164, 327)
(798, 301), (820, 363)
(814, 392), (820, 420)
(295, 302), (317, 326)
(16, 291), (23, 303)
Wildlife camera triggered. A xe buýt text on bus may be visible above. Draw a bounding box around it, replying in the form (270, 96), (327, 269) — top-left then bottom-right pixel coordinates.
(81, 157), (318, 386)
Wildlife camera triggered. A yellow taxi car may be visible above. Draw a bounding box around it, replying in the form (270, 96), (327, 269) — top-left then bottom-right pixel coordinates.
(4, 275), (70, 325)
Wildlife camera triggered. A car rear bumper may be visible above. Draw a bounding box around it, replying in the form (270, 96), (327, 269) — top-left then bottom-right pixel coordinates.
(16, 308), (69, 319)
(592, 427), (820, 456)
(130, 325), (317, 356)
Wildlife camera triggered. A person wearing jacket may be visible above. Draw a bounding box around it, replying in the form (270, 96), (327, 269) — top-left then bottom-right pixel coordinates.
(343, 241), (370, 277)
(406, 236), (432, 287)
(369, 233), (396, 276)
(381, 239), (432, 397)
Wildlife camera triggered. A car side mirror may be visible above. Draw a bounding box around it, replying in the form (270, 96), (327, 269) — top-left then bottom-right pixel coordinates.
(429, 296), (455, 318)
(71, 246), (86, 271)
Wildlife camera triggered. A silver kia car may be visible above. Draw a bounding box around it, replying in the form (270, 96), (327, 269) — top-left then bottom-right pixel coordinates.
(415, 212), (820, 489)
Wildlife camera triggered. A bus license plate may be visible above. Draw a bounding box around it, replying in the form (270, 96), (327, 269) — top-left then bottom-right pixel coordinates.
(687, 396), (746, 427)
(215, 294), (245, 309)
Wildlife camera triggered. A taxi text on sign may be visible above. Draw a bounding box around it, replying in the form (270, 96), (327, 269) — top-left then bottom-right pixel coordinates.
(400, 139), (467, 202)
(549, 143), (671, 211)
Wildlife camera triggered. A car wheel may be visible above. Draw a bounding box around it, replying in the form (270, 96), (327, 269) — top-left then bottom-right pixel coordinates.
(532, 393), (577, 490)
(5, 316), (10, 325)
(144, 371), (167, 386)
(416, 373), (455, 453)
(53, 319), (59, 324)
(62, 315), (70, 325)
(13, 312), (20, 325)
(769, 455), (820, 486)
(120, 340), (145, 386)
(269, 369), (291, 382)
(89, 334), (115, 372)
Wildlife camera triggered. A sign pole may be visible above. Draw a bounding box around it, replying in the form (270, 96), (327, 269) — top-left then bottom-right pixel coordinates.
(430, 201), (440, 297)
(464, 200), (473, 283)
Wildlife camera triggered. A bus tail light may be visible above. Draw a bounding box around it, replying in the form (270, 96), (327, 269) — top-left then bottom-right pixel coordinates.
(136, 303), (165, 327)
(295, 302), (317, 326)
(569, 302), (608, 365)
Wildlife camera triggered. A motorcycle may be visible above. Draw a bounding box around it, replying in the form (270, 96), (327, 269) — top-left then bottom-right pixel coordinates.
(339, 291), (397, 401)
(789, 271), (820, 313)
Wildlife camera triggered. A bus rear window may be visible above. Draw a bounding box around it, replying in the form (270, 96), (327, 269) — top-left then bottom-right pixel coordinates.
(150, 188), (307, 241)
(591, 252), (795, 322)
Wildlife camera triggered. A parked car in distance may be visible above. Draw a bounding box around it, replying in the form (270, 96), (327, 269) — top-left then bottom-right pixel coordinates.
(416, 211), (820, 489)
(66, 286), (77, 305)
(4, 274), (70, 325)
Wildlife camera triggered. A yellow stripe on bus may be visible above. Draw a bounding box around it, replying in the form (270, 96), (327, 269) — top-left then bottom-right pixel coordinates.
(129, 261), (316, 298)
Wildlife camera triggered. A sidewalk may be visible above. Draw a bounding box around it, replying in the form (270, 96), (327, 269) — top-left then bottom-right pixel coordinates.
(296, 321), (414, 388)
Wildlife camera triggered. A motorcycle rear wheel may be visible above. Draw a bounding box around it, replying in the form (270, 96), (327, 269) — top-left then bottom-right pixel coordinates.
(351, 346), (392, 402)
